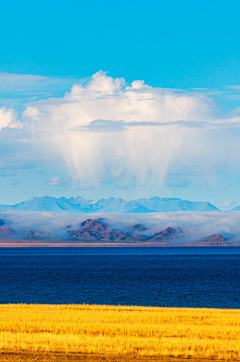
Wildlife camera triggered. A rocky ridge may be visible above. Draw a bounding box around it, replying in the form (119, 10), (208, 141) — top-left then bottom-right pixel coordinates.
(68, 219), (182, 243)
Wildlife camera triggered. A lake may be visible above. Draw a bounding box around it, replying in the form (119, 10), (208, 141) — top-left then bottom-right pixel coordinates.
(0, 247), (239, 308)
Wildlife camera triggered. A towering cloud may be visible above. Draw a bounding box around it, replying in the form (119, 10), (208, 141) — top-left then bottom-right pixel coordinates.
(21, 71), (214, 188)
(1, 71), (240, 193)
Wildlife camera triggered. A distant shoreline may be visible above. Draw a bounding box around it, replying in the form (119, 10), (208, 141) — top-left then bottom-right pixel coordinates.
(0, 239), (240, 247)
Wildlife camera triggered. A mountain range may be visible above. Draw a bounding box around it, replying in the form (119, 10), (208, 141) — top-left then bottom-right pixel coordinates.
(68, 219), (181, 243)
(0, 196), (219, 213)
(68, 219), (234, 245)
(230, 206), (240, 211)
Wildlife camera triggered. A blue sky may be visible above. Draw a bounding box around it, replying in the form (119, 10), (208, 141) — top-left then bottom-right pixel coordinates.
(1, 0), (240, 208)
(1, 0), (240, 89)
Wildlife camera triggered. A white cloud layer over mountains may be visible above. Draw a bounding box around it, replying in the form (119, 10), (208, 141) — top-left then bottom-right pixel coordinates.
(2, 210), (240, 243)
(1, 71), (240, 193)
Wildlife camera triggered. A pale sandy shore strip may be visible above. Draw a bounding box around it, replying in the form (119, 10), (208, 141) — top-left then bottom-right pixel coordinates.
(0, 239), (240, 247)
(0, 239), (170, 247)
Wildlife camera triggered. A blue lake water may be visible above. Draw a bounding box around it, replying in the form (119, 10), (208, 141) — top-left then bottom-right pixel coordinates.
(0, 247), (240, 308)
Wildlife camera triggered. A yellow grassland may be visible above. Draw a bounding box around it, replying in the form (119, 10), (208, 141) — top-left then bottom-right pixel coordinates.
(0, 304), (239, 361)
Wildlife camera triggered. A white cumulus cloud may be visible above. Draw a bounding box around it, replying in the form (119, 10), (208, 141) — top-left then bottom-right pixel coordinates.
(0, 107), (20, 130)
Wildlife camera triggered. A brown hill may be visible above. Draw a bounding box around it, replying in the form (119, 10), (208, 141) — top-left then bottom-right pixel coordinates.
(184, 234), (230, 246)
(68, 219), (108, 241)
(0, 225), (51, 240)
(129, 224), (147, 232)
(150, 227), (178, 242)
(68, 219), (147, 242)
(201, 234), (227, 243)
(0, 226), (16, 235)
(24, 231), (51, 239)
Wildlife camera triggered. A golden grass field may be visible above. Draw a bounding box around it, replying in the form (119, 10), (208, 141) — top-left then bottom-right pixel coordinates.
(0, 304), (239, 361)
